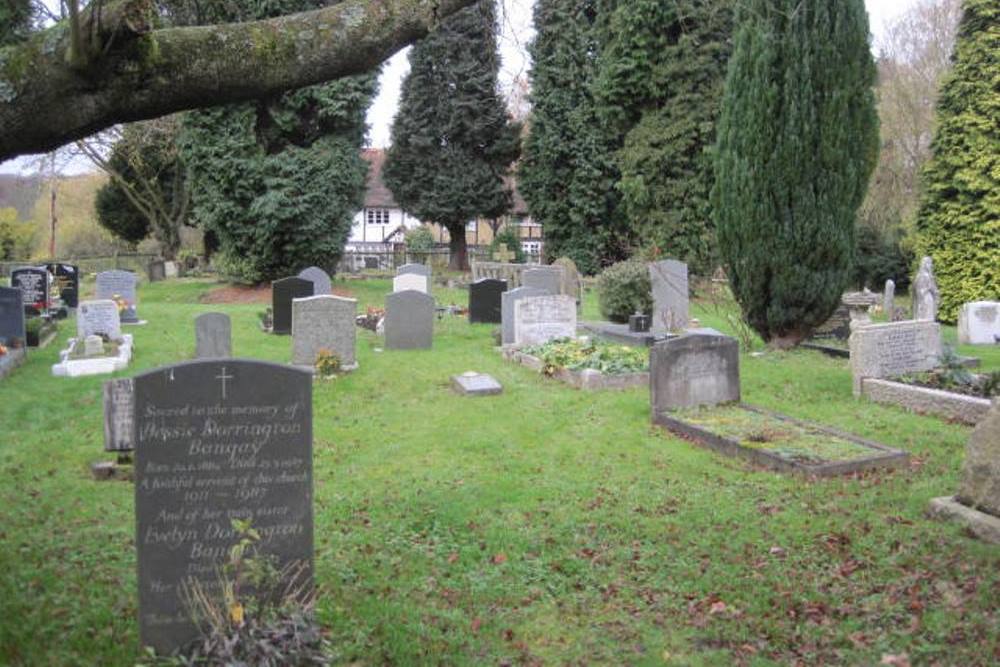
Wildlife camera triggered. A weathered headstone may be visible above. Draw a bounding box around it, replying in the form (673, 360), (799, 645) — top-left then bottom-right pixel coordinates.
(11, 266), (49, 312)
(913, 256), (939, 322)
(514, 294), (577, 347)
(271, 276), (314, 335)
(76, 299), (122, 340)
(650, 332), (740, 415)
(384, 290), (434, 350)
(134, 360), (313, 654)
(883, 279), (895, 320)
(96, 270), (139, 323)
(147, 260), (166, 283)
(849, 320), (942, 395)
(649, 259), (689, 332)
(163, 261), (179, 279)
(553, 256), (582, 305)
(958, 301), (1000, 345)
(392, 272), (430, 294)
(521, 267), (562, 296)
(501, 286), (546, 345)
(291, 295), (357, 368)
(47, 263), (79, 308)
(469, 278), (507, 324)
(451, 371), (503, 396)
(84, 334), (104, 356)
(103, 377), (134, 452)
(194, 312), (232, 359)
(297, 267), (332, 296)
(957, 401), (1000, 517)
(0, 286), (26, 345)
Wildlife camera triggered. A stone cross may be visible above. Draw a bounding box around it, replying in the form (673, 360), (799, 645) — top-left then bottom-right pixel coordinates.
(492, 243), (515, 263)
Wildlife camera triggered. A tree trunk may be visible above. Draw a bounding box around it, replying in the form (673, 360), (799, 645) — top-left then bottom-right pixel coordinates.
(447, 224), (469, 271)
(0, 0), (478, 161)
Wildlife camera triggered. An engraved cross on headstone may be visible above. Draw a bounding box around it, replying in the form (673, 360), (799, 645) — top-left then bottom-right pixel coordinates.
(492, 243), (515, 263)
(215, 366), (233, 400)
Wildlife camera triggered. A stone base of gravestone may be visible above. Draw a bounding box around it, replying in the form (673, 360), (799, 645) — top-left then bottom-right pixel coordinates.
(90, 460), (133, 482)
(451, 371), (503, 396)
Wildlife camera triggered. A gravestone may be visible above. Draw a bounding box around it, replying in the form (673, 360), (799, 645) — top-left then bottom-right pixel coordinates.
(956, 401), (1000, 517)
(292, 295), (357, 368)
(468, 278), (507, 324)
(501, 286), (546, 345)
(393, 272), (430, 294)
(103, 377), (134, 452)
(649, 259), (689, 332)
(883, 279), (895, 320)
(195, 313), (232, 359)
(397, 263), (431, 277)
(84, 335), (104, 356)
(913, 256), (939, 321)
(958, 301), (1000, 345)
(451, 371), (503, 396)
(513, 294), (577, 347)
(297, 267), (332, 296)
(521, 267), (562, 296)
(47, 263), (79, 308)
(134, 360), (313, 654)
(271, 276), (314, 335)
(163, 261), (179, 279)
(849, 320), (942, 395)
(147, 260), (165, 283)
(0, 286), (26, 345)
(650, 332), (740, 415)
(11, 266), (49, 312)
(384, 290), (434, 350)
(96, 270), (139, 323)
(811, 304), (852, 341)
(76, 299), (122, 340)
(553, 257), (582, 305)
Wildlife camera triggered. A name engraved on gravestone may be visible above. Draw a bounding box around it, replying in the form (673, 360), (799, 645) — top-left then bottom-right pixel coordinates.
(134, 360), (313, 654)
(96, 270), (139, 322)
(77, 300), (122, 340)
(11, 267), (49, 310)
(849, 320), (941, 395)
(195, 313), (232, 359)
(514, 295), (576, 347)
(103, 378), (134, 452)
(0, 286), (26, 345)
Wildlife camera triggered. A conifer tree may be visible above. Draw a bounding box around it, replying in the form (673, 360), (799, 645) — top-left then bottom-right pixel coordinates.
(713, 0), (878, 347)
(384, 0), (520, 271)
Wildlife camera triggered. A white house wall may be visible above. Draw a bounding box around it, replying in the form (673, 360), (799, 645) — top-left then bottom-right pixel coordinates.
(348, 208), (424, 244)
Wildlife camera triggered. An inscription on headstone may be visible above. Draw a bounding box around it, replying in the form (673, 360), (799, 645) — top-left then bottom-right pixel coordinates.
(271, 277), (314, 335)
(10, 266), (49, 311)
(292, 295), (357, 368)
(514, 295), (577, 347)
(103, 377), (134, 452)
(849, 320), (942, 395)
(958, 301), (1000, 346)
(96, 270), (139, 323)
(77, 300), (122, 340)
(134, 360), (313, 654)
(0, 286), (26, 345)
(195, 313), (232, 359)
(650, 333), (740, 415)
(649, 260), (689, 332)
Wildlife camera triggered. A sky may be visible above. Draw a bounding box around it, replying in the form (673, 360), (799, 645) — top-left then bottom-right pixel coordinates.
(0, 0), (923, 175)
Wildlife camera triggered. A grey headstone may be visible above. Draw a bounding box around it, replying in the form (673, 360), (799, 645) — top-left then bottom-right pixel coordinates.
(958, 301), (1000, 345)
(913, 256), (939, 322)
(84, 335), (104, 356)
(10, 266), (50, 312)
(163, 261), (179, 279)
(514, 294), (577, 347)
(849, 320), (942, 395)
(292, 295), (357, 367)
(957, 401), (1000, 517)
(649, 259), (689, 332)
(147, 260), (165, 283)
(397, 263), (431, 277)
(501, 286), (546, 345)
(392, 272), (430, 294)
(883, 279), (895, 319)
(47, 263), (79, 308)
(297, 267), (332, 296)
(195, 312), (232, 359)
(451, 371), (503, 396)
(76, 300), (122, 340)
(96, 270), (139, 323)
(271, 276), (314, 335)
(0, 286), (25, 345)
(134, 360), (313, 654)
(384, 290), (434, 350)
(469, 278), (507, 324)
(650, 332), (740, 415)
(103, 377), (134, 452)
(521, 267), (562, 296)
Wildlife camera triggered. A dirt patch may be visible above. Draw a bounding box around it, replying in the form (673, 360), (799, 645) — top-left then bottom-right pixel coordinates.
(200, 284), (355, 304)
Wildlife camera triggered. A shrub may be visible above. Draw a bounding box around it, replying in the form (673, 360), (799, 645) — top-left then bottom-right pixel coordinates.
(853, 224), (913, 291)
(596, 257), (652, 323)
(489, 226), (526, 263)
(404, 226), (434, 253)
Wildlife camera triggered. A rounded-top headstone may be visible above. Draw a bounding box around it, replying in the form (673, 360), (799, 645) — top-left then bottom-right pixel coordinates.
(297, 267), (333, 296)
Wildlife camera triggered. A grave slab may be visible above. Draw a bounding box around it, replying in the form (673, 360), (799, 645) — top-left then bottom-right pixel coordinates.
(451, 371), (503, 396)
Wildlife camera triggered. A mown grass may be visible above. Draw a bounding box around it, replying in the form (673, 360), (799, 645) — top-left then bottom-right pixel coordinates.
(0, 277), (997, 666)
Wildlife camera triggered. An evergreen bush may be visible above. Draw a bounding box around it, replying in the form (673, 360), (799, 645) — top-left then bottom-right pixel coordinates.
(596, 257), (652, 323)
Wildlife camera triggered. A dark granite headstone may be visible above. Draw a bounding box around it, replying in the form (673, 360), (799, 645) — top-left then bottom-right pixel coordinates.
(271, 277), (314, 335)
(11, 266), (50, 312)
(47, 263), (79, 308)
(297, 267), (332, 296)
(194, 312), (232, 359)
(469, 278), (507, 324)
(134, 360), (313, 654)
(0, 286), (26, 345)
(650, 332), (740, 415)
(385, 290), (434, 350)
(629, 313), (651, 333)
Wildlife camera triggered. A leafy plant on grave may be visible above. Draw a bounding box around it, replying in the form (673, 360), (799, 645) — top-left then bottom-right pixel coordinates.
(596, 257), (653, 324)
(523, 338), (648, 376)
(935, 344), (974, 389)
(314, 349), (342, 378)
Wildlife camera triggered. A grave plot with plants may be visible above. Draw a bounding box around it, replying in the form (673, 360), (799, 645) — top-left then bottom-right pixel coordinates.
(504, 338), (649, 390)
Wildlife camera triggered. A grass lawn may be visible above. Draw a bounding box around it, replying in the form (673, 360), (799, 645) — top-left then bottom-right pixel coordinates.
(1, 276), (998, 665)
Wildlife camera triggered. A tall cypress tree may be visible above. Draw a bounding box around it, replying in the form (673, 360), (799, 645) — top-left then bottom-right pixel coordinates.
(384, 0), (520, 272)
(713, 0), (878, 348)
(520, 0), (624, 275)
(915, 0), (999, 323)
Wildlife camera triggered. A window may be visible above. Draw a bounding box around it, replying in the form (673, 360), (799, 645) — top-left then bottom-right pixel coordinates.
(466, 220), (478, 232)
(366, 208), (390, 226)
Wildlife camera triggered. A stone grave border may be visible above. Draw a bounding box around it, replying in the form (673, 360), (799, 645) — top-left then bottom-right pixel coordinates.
(501, 346), (648, 391)
(653, 403), (909, 477)
(928, 496), (1000, 544)
(800, 341), (850, 359)
(861, 378), (994, 426)
(51, 334), (133, 377)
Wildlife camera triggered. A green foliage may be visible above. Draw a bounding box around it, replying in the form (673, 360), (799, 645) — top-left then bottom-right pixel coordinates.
(523, 337), (648, 376)
(712, 0), (878, 346)
(853, 223), (912, 291)
(595, 0), (734, 275)
(489, 226), (525, 263)
(178, 0), (375, 284)
(596, 257), (652, 323)
(520, 0), (625, 275)
(403, 226), (434, 253)
(0, 0), (32, 46)
(384, 0), (520, 270)
(314, 348), (342, 378)
(94, 179), (148, 248)
(915, 0), (999, 323)
(0, 206), (33, 260)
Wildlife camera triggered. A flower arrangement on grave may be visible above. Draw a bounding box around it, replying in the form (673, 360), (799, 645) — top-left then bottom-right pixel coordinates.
(355, 306), (384, 332)
(111, 293), (129, 313)
(0, 343), (7, 357)
(522, 338), (648, 376)
(314, 348), (342, 378)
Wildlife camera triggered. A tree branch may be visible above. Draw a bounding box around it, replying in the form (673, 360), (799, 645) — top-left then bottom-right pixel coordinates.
(0, 0), (477, 161)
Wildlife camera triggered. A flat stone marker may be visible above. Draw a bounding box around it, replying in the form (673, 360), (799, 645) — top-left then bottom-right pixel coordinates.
(849, 320), (942, 395)
(0, 286), (26, 345)
(134, 360), (313, 654)
(650, 332), (740, 415)
(393, 272), (430, 294)
(958, 301), (999, 345)
(96, 270), (139, 323)
(501, 286), (546, 345)
(514, 294), (577, 347)
(195, 312), (232, 359)
(103, 377), (134, 452)
(521, 267), (562, 296)
(451, 371), (503, 396)
(292, 295), (357, 369)
(469, 278), (507, 324)
(10, 266), (49, 312)
(649, 259), (689, 332)
(385, 290), (434, 350)
(271, 276), (314, 335)
(297, 267), (332, 296)
(77, 299), (122, 340)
